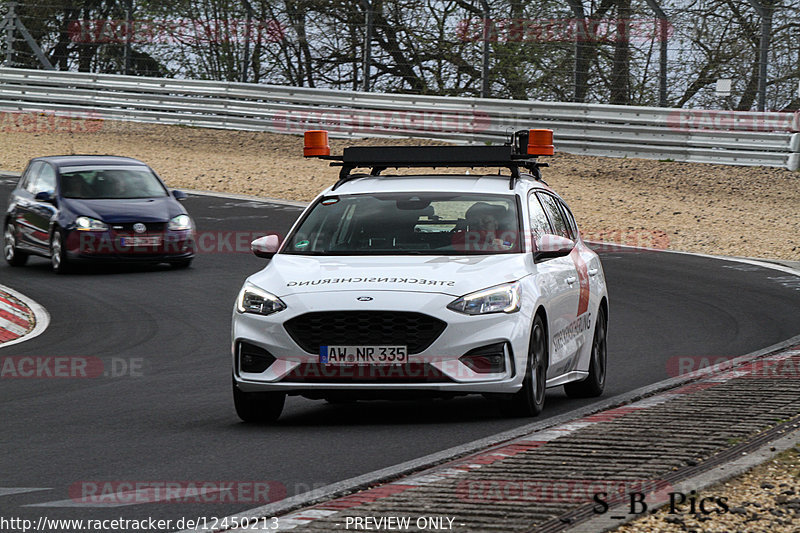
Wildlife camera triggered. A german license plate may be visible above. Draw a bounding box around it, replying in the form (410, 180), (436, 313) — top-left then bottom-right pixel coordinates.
(320, 346), (408, 365)
(120, 236), (161, 247)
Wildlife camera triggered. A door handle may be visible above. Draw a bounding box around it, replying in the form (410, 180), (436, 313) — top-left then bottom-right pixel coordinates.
(588, 268), (598, 276)
(565, 276), (577, 284)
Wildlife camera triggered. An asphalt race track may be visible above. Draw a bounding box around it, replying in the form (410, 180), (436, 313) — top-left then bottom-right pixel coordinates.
(2, 177), (800, 528)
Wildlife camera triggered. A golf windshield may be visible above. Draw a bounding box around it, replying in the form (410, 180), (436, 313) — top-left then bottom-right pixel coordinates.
(284, 193), (522, 255)
(59, 165), (168, 199)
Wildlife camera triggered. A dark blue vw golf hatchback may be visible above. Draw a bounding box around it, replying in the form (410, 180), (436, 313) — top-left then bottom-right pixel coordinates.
(3, 156), (195, 273)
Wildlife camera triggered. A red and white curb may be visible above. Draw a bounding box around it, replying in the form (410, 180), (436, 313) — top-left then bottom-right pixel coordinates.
(0, 284), (49, 348)
(217, 344), (800, 532)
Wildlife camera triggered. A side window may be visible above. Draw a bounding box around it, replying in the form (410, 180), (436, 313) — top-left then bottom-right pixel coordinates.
(558, 200), (579, 240)
(527, 192), (553, 238)
(33, 164), (57, 195)
(20, 161), (43, 193)
(537, 193), (572, 240)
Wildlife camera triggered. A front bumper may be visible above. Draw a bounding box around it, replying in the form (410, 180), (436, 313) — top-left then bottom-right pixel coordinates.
(232, 290), (534, 394)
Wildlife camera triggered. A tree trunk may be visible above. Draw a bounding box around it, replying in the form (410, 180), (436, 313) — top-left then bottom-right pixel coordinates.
(610, 0), (630, 105)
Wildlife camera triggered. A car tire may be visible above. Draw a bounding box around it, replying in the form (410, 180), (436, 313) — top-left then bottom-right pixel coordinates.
(564, 306), (607, 398)
(233, 378), (285, 423)
(50, 228), (71, 274)
(501, 314), (547, 417)
(3, 220), (28, 267)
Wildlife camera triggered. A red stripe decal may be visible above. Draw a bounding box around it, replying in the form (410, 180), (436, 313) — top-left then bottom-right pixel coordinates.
(570, 246), (590, 316)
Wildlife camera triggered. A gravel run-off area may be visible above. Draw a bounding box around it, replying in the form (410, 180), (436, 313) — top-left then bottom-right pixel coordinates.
(0, 118), (798, 261)
(614, 443), (800, 533)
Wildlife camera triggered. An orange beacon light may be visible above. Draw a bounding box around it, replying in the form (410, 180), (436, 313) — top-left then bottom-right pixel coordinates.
(304, 130), (330, 157)
(527, 129), (554, 156)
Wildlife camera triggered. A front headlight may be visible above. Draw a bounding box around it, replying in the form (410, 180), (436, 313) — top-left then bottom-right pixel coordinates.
(75, 216), (108, 231)
(447, 282), (521, 315)
(236, 284), (287, 316)
(168, 214), (192, 231)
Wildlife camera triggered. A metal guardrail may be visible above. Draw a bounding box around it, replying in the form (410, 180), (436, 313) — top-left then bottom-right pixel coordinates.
(0, 67), (798, 170)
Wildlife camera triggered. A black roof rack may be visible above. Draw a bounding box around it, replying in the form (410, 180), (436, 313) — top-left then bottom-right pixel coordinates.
(310, 130), (552, 190)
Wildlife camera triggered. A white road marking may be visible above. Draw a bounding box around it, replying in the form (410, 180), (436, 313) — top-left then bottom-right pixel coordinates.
(0, 487), (51, 497)
(26, 487), (230, 508)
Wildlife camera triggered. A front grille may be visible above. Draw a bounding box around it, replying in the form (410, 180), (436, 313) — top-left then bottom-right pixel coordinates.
(110, 222), (167, 234)
(281, 362), (450, 383)
(284, 311), (447, 355)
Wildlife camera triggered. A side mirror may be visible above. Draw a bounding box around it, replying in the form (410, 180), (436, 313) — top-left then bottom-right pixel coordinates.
(35, 191), (54, 203)
(172, 190), (187, 201)
(533, 233), (575, 262)
(251, 235), (281, 259)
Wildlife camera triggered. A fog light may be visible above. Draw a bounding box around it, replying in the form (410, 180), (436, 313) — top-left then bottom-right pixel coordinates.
(460, 342), (508, 373)
(239, 342), (276, 373)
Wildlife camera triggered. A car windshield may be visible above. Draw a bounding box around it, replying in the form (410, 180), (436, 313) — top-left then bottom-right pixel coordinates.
(284, 192), (521, 256)
(59, 165), (168, 199)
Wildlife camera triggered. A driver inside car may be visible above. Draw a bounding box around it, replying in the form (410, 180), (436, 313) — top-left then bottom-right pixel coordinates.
(453, 202), (517, 251)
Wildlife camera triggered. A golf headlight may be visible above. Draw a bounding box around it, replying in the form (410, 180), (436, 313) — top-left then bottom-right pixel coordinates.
(447, 282), (521, 315)
(168, 214), (192, 230)
(75, 216), (108, 231)
(236, 284), (286, 316)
